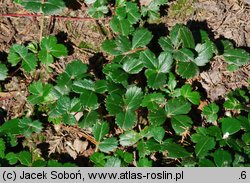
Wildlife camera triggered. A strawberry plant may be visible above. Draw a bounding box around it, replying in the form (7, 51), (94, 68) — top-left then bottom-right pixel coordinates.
(1, 0), (250, 167)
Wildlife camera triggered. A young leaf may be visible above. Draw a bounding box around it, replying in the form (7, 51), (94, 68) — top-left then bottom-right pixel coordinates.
(116, 110), (137, 130)
(99, 137), (118, 153)
(39, 36), (67, 65)
(0, 63), (8, 80)
(180, 84), (200, 105)
(177, 61), (199, 79)
(165, 97), (191, 117)
(223, 49), (250, 66)
(119, 130), (141, 146)
(194, 41), (214, 66)
(124, 86), (143, 110)
(193, 136), (215, 158)
(93, 121), (109, 142)
(213, 149), (232, 167)
(171, 115), (193, 135)
(122, 58), (144, 74)
(8, 44), (37, 72)
(202, 103), (219, 122)
(145, 69), (166, 89)
(219, 117), (241, 136)
(132, 28), (153, 49)
(148, 107), (166, 125)
(141, 92), (165, 110)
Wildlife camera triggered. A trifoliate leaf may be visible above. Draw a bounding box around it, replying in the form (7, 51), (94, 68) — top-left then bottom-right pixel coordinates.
(49, 96), (71, 117)
(18, 118), (43, 137)
(162, 140), (191, 158)
(177, 61), (199, 79)
(132, 28), (153, 49)
(64, 60), (88, 79)
(148, 107), (166, 125)
(79, 110), (99, 128)
(110, 17), (131, 36)
(122, 58), (144, 74)
(72, 79), (95, 93)
(94, 80), (108, 93)
(38, 36), (67, 65)
(145, 69), (166, 89)
(140, 50), (158, 70)
(223, 49), (250, 66)
(174, 48), (194, 62)
(0, 63), (8, 80)
(8, 44), (37, 72)
(194, 136), (216, 158)
(93, 121), (109, 142)
(141, 92), (165, 110)
(165, 97), (191, 117)
(171, 115), (193, 135)
(202, 103), (219, 122)
(116, 110), (137, 130)
(119, 130), (141, 146)
(194, 41), (214, 66)
(219, 117), (241, 136)
(18, 151), (32, 166)
(105, 94), (123, 115)
(105, 157), (121, 167)
(213, 149), (232, 167)
(157, 51), (173, 73)
(158, 37), (174, 52)
(20, 0), (65, 15)
(126, 2), (141, 24)
(180, 84), (200, 105)
(80, 90), (99, 110)
(124, 86), (143, 110)
(28, 81), (52, 104)
(99, 137), (118, 153)
(170, 24), (195, 49)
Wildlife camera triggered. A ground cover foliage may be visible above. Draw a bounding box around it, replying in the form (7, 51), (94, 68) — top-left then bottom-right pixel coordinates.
(0, 0), (250, 167)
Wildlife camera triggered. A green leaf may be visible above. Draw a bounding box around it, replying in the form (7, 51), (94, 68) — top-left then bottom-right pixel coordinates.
(99, 137), (118, 153)
(0, 63), (8, 80)
(18, 118), (43, 137)
(141, 92), (165, 110)
(202, 103), (219, 122)
(105, 157), (121, 167)
(213, 149), (232, 167)
(132, 28), (153, 49)
(145, 69), (166, 89)
(165, 97), (191, 117)
(8, 44), (37, 72)
(122, 58), (144, 74)
(39, 36), (67, 65)
(0, 138), (5, 158)
(79, 110), (99, 128)
(194, 41), (214, 66)
(88, 1), (108, 18)
(148, 107), (166, 125)
(220, 117), (241, 136)
(174, 48), (194, 62)
(159, 37), (174, 52)
(80, 90), (99, 110)
(0, 119), (20, 135)
(18, 151), (32, 166)
(181, 84), (200, 105)
(64, 60), (88, 79)
(223, 49), (250, 66)
(103, 63), (128, 85)
(171, 115), (193, 135)
(90, 152), (106, 167)
(177, 61), (199, 79)
(137, 158), (152, 167)
(94, 80), (108, 93)
(116, 110), (137, 130)
(20, 0), (65, 15)
(207, 126), (222, 140)
(126, 2), (141, 24)
(119, 130), (141, 146)
(157, 51), (173, 73)
(150, 126), (165, 143)
(93, 121), (109, 142)
(28, 81), (52, 104)
(105, 94), (124, 115)
(49, 96), (71, 117)
(194, 136), (215, 158)
(242, 132), (250, 144)
(72, 79), (95, 93)
(110, 17), (131, 36)
(5, 152), (18, 165)
(124, 86), (143, 110)
(224, 97), (242, 110)
(162, 140), (191, 158)
(199, 159), (215, 167)
(140, 50), (158, 70)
